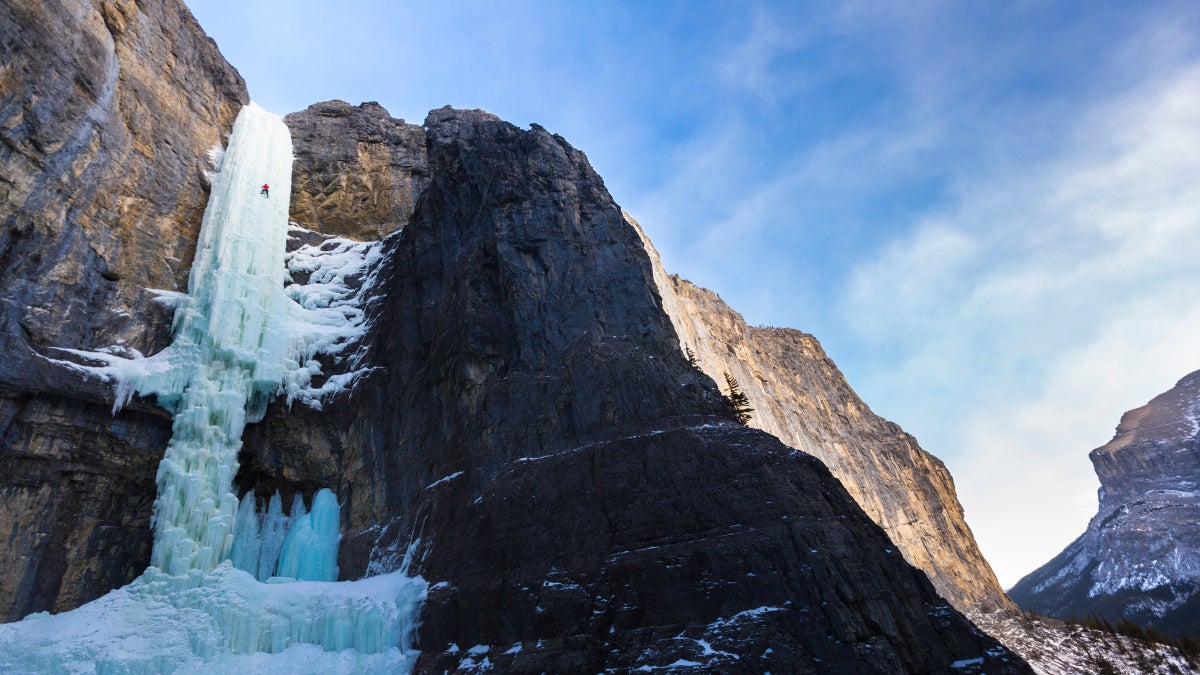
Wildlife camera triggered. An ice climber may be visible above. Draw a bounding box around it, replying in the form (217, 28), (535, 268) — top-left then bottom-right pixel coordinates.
(261, 183), (270, 196)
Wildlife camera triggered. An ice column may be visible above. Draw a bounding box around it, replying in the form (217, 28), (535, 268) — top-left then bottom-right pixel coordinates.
(143, 102), (299, 576)
(276, 488), (341, 581)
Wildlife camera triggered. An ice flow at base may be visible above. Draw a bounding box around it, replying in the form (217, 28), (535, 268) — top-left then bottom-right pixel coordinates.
(0, 103), (426, 673)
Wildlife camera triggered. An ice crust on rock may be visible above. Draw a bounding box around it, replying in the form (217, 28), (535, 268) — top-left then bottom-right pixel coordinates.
(280, 228), (387, 409)
(3, 103), (426, 673)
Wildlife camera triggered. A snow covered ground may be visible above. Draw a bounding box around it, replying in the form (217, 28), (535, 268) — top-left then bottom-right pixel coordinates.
(971, 609), (1197, 674)
(0, 565), (425, 674)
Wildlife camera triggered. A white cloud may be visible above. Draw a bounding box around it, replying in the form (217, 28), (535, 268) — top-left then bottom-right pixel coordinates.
(716, 4), (803, 101)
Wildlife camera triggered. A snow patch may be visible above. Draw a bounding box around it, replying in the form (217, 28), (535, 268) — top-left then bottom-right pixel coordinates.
(426, 471), (465, 490)
(706, 605), (785, 631)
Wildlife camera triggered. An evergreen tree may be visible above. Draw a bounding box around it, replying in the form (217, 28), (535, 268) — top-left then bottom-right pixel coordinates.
(723, 371), (754, 426)
(684, 345), (701, 372)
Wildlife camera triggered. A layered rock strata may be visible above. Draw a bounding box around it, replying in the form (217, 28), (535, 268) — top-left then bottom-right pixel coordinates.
(0, 0), (246, 620)
(629, 220), (1011, 614)
(1010, 370), (1200, 636)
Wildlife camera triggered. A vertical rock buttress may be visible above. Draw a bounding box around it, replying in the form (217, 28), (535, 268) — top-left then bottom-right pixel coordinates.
(243, 106), (1029, 672)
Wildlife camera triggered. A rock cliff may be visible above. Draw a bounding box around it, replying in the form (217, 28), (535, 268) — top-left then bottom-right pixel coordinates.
(628, 220), (1011, 614)
(239, 106), (1026, 672)
(286, 100), (428, 240)
(1010, 370), (1200, 636)
(0, 0), (246, 621)
(2, 0), (1032, 668)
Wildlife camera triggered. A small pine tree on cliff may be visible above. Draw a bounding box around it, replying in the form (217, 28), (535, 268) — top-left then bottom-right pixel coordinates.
(684, 345), (702, 372)
(723, 371), (754, 426)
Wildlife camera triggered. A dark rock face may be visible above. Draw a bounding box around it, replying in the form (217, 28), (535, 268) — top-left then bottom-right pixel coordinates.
(0, 394), (166, 620)
(243, 107), (1028, 672)
(416, 425), (1022, 673)
(285, 100), (427, 240)
(1010, 371), (1200, 636)
(0, 0), (247, 620)
(365, 106), (730, 495)
(245, 105), (732, 568)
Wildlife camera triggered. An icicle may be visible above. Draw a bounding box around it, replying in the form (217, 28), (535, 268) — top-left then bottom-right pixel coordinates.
(229, 492), (261, 576)
(276, 488), (340, 582)
(291, 492), (308, 521)
(258, 491), (291, 581)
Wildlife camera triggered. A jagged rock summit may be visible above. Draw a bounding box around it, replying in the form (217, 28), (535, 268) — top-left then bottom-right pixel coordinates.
(1010, 370), (1200, 636)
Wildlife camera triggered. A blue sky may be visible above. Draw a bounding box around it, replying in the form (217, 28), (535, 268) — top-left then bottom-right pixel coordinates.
(186, 0), (1200, 587)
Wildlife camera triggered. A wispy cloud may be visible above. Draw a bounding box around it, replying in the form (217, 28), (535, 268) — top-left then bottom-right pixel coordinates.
(638, 1), (1200, 586)
(840, 58), (1200, 586)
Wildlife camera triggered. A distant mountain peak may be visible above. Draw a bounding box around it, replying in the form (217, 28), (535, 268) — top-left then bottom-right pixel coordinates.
(1011, 370), (1200, 636)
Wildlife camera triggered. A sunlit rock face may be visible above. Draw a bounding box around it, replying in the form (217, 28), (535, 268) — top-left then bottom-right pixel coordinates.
(0, 0), (247, 621)
(627, 215), (1013, 615)
(286, 100), (429, 241)
(1011, 370), (1200, 635)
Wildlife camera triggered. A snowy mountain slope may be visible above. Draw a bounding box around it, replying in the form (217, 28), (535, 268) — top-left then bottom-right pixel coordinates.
(973, 609), (1198, 674)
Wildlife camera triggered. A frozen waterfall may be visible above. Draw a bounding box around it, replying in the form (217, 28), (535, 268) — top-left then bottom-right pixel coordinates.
(0, 103), (426, 673)
(147, 100), (298, 576)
